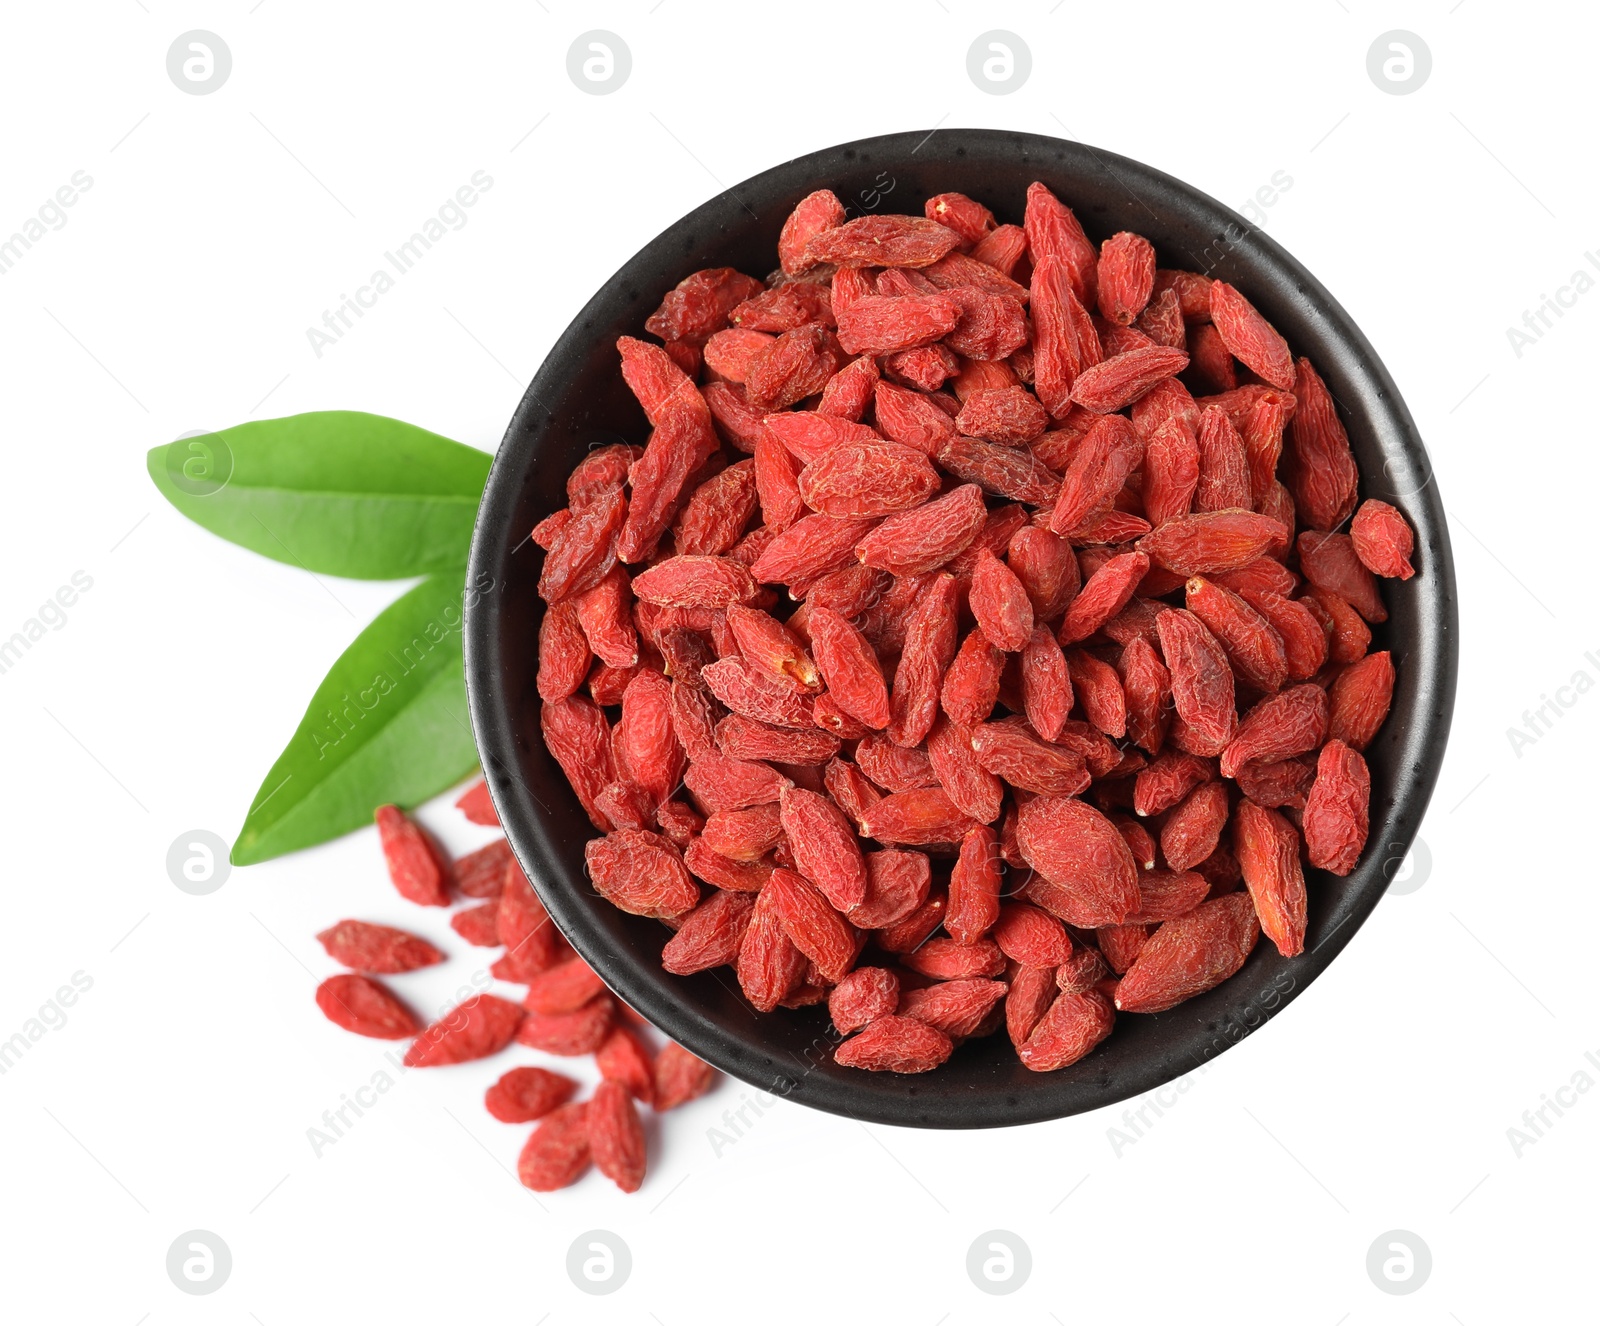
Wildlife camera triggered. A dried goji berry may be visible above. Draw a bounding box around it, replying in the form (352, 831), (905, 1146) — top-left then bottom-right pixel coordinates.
(856, 484), (988, 577)
(779, 786), (868, 910)
(405, 994), (524, 1067)
(1234, 799), (1307, 958)
(589, 1078), (647, 1193)
(1350, 499), (1416, 580)
(317, 920), (444, 974)
(653, 1042), (717, 1110)
(1328, 650), (1395, 751)
(1288, 357), (1359, 531)
(1018, 989), (1115, 1071)
(1298, 530), (1387, 624)
(315, 974), (421, 1040)
(1221, 684), (1329, 779)
(1114, 892), (1260, 1013)
(1159, 779), (1231, 873)
(585, 830), (700, 919)
(516, 995), (616, 1056)
(1209, 281), (1294, 391)
(1016, 795), (1140, 927)
(374, 805), (451, 907)
(486, 1066), (577, 1124)
(835, 1014), (953, 1072)
(518, 1101), (591, 1191)
(1155, 609), (1237, 756)
(1303, 739), (1371, 876)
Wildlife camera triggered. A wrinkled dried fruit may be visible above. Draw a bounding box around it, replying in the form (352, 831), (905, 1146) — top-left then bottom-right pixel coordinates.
(1115, 892), (1260, 1013)
(524, 177), (1407, 1080)
(316, 974), (421, 1040)
(589, 1078), (647, 1193)
(374, 805), (451, 907)
(486, 1067), (577, 1124)
(1303, 739), (1371, 876)
(518, 1102), (591, 1191)
(1350, 498), (1416, 580)
(835, 1015), (953, 1073)
(405, 995), (524, 1067)
(316, 920), (443, 974)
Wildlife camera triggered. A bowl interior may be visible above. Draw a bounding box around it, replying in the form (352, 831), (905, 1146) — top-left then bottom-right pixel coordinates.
(464, 129), (1457, 1128)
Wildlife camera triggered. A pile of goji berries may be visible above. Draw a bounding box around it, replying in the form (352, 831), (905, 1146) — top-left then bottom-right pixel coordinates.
(533, 181), (1414, 1076)
(312, 783), (715, 1192)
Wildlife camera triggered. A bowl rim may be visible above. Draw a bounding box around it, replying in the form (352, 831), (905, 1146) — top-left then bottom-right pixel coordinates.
(464, 127), (1459, 1128)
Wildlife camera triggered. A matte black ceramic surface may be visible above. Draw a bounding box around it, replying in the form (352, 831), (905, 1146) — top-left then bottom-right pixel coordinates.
(464, 129), (1457, 1128)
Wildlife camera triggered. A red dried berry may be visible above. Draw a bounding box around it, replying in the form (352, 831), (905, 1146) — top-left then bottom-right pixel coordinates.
(316, 920), (444, 974)
(1016, 795), (1140, 927)
(1115, 892), (1261, 1013)
(1350, 499), (1416, 580)
(1302, 739), (1371, 876)
(404, 995), (524, 1067)
(518, 1102), (591, 1191)
(315, 974), (421, 1040)
(835, 1015), (953, 1073)
(589, 1078), (647, 1193)
(653, 1042), (717, 1110)
(1328, 650), (1395, 751)
(374, 805), (451, 907)
(486, 1067), (577, 1124)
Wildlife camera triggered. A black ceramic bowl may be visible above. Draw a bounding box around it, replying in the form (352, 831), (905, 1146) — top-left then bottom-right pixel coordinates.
(464, 129), (1457, 1128)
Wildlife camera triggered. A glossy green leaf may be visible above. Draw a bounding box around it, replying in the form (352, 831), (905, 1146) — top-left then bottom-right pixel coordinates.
(146, 411), (491, 580)
(231, 573), (481, 865)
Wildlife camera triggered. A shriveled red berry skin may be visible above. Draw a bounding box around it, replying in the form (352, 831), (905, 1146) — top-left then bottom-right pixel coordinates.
(1155, 609), (1237, 756)
(316, 920), (443, 974)
(1019, 988), (1115, 1071)
(590, 1078), (647, 1193)
(520, 177), (1414, 1088)
(1350, 499), (1416, 579)
(485, 1067), (577, 1124)
(1234, 799), (1308, 958)
(1115, 893), (1261, 1013)
(834, 1015), (953, 1073)
(315, 974), (421, 1040)
(1015, 795), (1140, 928)
(1303, 739), (1371, 876)
(374, 805), (451, 907)
(518, 1102), (591, 1192)
(404, 995), (525, 1067)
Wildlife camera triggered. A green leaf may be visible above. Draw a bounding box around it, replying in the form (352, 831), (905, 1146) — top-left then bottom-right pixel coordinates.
(146, 411), (491, 580)
(231, 573), (481, 865)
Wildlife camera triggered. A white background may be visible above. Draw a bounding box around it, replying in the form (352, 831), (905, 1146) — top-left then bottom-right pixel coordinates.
(0, 2), (1593, 1320)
